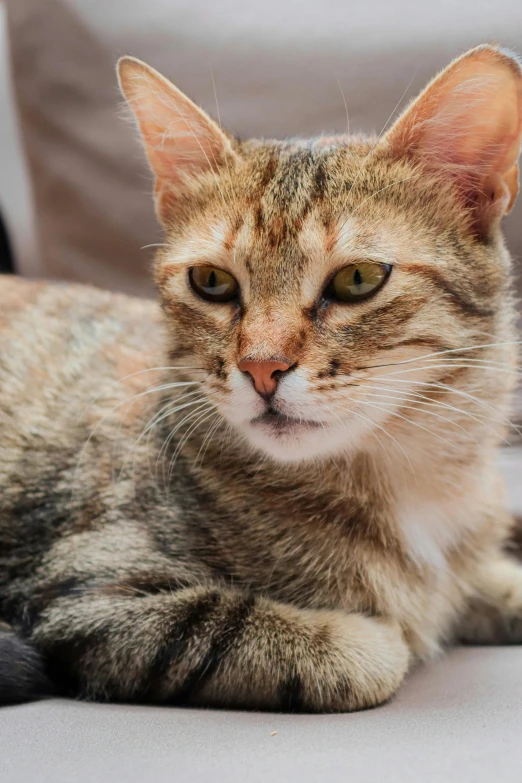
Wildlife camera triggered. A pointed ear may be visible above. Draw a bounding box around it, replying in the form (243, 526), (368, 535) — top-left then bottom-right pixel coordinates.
(383, 45), (522, 237)
(117, 56), (236, 223)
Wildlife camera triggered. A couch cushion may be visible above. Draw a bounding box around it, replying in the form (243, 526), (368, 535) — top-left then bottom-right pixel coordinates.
(2, 648), (522, 783)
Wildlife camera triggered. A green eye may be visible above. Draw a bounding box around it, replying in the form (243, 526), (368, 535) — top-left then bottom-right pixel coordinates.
(189, 266), (239, 303)
(325, 262), (391, 302)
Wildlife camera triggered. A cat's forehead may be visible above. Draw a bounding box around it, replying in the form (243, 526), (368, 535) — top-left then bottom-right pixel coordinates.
(167, 138), (417, 290)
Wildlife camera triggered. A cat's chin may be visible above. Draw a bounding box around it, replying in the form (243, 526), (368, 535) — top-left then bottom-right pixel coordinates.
(240, 413), (356, 463)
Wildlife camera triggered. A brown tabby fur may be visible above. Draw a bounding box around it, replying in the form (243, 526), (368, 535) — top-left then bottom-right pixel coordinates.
(1, 45), (522, 710)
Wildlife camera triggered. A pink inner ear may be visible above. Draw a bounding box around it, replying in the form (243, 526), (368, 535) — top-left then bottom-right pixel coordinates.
(416, 68), (520, 177)
(119, 60), (234, 189)
(383, 49), (522, 233)
(143, 108), (223, 185)
(387, 50), (522, 197)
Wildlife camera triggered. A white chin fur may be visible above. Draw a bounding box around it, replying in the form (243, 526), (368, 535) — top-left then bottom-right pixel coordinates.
(216, 367), (384, 463)
(237, 415), (372, 463)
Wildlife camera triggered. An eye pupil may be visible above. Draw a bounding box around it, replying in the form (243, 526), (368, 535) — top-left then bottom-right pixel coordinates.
(189, 266), (239, 303)
(326, 262), (391, 303)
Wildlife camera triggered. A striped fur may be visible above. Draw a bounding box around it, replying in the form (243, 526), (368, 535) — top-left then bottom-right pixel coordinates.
(1, 45), (522, 710)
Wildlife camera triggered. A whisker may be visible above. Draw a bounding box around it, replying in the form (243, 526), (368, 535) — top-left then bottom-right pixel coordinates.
(335, 75), (350, 136)
(358, 394), (484, 446)
(322, 401), (391, 468)
(75, 380), (202, 485)
(210, 66), (239, 210)
(330, 400), (417, 479)
(168, 406), (218, 486)
(345, 67), (419, 199)
(351, 175), (419, 215)
(358, 340), (522, 371)
(416, 357), (522, 376)
(193, 412), (222, 469)
(126, 392), (207, 485)
(352, 389), (480, 442)
(157, 401), (212, 486)
(377, 362), (522, 380)
(366, 376), (521, 437)
(347, 381), (514, 440)
(77, 366), (205, 422)
(162, 104), (238, 226)
(355, 398), (457, 449)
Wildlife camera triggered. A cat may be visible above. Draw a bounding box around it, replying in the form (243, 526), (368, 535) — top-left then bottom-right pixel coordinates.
(1, 44), (522, 711)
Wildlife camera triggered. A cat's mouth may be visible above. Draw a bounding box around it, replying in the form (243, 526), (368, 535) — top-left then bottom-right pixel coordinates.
(251, 408), (322, 435)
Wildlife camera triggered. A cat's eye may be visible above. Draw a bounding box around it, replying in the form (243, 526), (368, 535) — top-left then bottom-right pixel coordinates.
(189, 266), (239, 303)
(325, 262), (391, 303)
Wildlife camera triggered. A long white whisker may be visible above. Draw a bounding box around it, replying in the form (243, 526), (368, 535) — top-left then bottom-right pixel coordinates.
(75, 380), (202, 485)
(119, 393), (206, 486)
(162, 103), (237, 225)
(335, 75), (350, 136)
(365, 376), (520, 436)
(331, 401), (417, 479)
(360, 340), (522, 370)
(322, 401), (391, 468)
(209, 66), (239, 210)
(347, 381), (513, 440)
(158, 401), (212, 486)
(356, 399), (456, 449)
(194, 412), (222, 468)
(132, 393), (207, 484)
(377, 362), (522, 380)
(352, 390), (480, 442)
(168, 406), (218, 486)
(77, 366), (205, 422)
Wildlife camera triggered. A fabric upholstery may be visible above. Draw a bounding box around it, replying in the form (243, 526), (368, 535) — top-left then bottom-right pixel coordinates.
(3, 648), (522, 783)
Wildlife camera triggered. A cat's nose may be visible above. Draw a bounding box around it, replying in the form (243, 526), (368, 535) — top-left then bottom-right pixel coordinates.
(238, 359), (292, 400)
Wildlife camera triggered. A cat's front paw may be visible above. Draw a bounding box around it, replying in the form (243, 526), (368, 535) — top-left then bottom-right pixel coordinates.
(300, 615), (411, 712)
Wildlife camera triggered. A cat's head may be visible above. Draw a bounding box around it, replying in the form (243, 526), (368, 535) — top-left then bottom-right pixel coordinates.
(119, 46), (522, 464)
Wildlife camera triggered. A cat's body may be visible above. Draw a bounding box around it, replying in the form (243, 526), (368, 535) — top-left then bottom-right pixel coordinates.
(2, 45), (522, 710)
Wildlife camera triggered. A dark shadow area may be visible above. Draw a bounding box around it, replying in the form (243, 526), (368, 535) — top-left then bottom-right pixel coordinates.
(0, 213), (14, 274)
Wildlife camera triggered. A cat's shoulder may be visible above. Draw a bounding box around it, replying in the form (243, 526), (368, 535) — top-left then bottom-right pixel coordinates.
(0, 276), (161, 330)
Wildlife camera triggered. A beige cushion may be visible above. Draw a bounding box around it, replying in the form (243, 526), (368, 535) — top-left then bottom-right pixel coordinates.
(6, 0), (522, 295)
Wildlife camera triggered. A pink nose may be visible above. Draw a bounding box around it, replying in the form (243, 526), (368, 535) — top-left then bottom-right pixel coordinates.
(238, 359), (292, 400)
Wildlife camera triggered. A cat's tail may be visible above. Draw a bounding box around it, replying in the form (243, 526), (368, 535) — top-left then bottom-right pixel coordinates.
(0, 623), (52, 705)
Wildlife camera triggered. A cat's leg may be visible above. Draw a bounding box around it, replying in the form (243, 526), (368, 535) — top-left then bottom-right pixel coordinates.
(459, 556), (522, 644)
(31, 581), (410, 711)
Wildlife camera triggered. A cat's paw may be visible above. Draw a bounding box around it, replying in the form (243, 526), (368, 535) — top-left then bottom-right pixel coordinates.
(299, 614), (411, 712)
(460, 558), (522, 645)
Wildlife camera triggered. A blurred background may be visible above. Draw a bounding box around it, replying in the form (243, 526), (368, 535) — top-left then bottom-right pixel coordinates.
(0, 0), (521, 508)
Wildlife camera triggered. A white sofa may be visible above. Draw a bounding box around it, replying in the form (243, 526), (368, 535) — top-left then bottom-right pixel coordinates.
(2, 2), (522, 781)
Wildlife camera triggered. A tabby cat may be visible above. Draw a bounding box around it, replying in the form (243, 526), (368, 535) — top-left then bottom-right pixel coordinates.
(1, 45), (522, 711)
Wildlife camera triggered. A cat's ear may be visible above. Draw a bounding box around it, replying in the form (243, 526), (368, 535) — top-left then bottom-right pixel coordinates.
(118, 56), (236, 223)
(383, 45), (522, 236)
